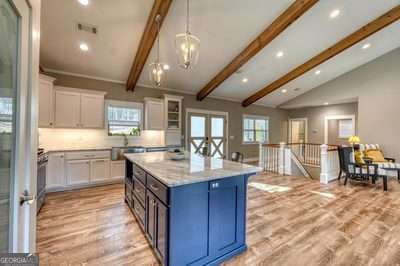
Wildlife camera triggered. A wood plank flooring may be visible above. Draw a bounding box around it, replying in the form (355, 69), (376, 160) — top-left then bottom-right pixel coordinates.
(37, 175), (400, 266)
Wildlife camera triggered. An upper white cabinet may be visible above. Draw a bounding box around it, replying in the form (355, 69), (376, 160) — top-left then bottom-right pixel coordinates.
(53, 86), (106, 129)
(81, 94), (104, 128)
(38, 74), (56, 127)
(144, 97), (164, 130)
(54, 90), (81, 128)
(164, 94), (183, 131)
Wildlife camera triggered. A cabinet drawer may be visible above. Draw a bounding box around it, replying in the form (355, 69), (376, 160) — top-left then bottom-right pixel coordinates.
(132, 163), (146, 184)
(147, 174), (168, 205)
(133, 177), (145, 207)
(132, 195), (145, 228)
(65, 150), (110, 160)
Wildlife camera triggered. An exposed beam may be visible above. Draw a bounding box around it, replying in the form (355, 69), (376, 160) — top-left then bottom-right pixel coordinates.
(196, 0), (319, 101)
(242, 5), (400, 107)
(126, 0), (173, 91)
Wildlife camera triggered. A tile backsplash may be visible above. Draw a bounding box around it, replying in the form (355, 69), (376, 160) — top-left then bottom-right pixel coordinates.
(38, 128), (165, 151)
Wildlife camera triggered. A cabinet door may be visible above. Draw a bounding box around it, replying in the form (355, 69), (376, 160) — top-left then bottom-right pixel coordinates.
(110, 161), (125, 179)
(146, 101), (164, 130)
(146, 190), (156, 245)
(38, 80), (53, 127)
(90, 159), (110, 182)
(80, 94), (104, 128)
(54, 90), (81, 128)
(46, 153), (65, 189)
(155, 200), (168, 263)
(66, 160), (91, 185)
(209, 176), (245, 256)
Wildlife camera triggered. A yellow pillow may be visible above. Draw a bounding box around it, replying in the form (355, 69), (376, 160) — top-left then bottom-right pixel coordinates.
(354, 151), (365, 164)
(364, 149), (386, 163)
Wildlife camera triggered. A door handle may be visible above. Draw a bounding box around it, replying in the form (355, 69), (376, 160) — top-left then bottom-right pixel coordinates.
(20, 190), (35, 206)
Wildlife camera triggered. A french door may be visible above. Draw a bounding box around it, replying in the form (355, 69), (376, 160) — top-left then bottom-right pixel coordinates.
(187, 111), (227, 159)
(0, 0), (38, 253)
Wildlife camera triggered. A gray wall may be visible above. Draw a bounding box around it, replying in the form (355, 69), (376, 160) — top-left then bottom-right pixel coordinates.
(287, 103), (358, 144)
(283, 47), (400, 160)
(48, 72), (289, 158)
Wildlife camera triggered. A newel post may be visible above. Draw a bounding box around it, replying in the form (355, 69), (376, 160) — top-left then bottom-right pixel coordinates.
(279, 142), (286, 175)
(259, 142), (264, 169)
(320, 144), (328, 184)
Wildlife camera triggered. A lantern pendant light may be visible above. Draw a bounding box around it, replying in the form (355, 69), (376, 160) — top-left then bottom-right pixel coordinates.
(149, 15), (169, 87)
(175, 0), (200, 69)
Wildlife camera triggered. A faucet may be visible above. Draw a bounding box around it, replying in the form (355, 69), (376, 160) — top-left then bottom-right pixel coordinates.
(123, 134), (128, 147)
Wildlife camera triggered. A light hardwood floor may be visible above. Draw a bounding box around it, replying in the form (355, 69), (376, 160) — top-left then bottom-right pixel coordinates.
(37, 174), (400, 266)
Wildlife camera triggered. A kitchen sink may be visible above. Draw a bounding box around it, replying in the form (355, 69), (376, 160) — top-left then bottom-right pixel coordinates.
(111, 146), (146, 161)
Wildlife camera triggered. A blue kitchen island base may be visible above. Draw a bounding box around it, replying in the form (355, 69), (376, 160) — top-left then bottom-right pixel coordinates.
(124, 153), (260, 266)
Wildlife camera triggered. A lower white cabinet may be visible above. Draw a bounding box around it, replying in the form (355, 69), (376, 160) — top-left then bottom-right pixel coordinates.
(111, 160), (125, 179)
(90, 159), (111, 182)
(46, 153), (66, 189)
(66, 160), (91, 185)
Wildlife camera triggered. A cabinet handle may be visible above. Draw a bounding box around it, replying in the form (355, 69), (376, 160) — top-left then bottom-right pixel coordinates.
(49, 122), (53, 126)
(150, 184), (159, 191)
(212, 182), (219, 189)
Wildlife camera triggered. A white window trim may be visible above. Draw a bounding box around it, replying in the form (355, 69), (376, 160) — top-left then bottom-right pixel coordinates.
(105, 100), (144, 138)
(242, 114), (269, 145)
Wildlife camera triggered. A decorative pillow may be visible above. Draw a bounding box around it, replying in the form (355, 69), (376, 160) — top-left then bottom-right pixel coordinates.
(364, 149), (386, 163)
(354, 151), (365, 164)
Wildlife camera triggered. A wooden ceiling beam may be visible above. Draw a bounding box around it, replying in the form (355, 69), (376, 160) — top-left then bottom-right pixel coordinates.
(196, 0), (319, 101)
(126, 0), (173, 91)
(242, 5), (400, 107)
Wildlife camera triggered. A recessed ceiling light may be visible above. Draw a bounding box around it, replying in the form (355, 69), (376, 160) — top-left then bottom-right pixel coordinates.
(281, 89), (287, 93)
(315, 70), (321, 75)
(242, 78), (248, 83)
(324, 102), (329, 105)
(163, 64), (170, 70)
(276, 51), (284, 58)
(362, 43), (371, 50)
(79, 42), (89, 51)
(330, 9), (340, 19)
(78, 0), (89, 6)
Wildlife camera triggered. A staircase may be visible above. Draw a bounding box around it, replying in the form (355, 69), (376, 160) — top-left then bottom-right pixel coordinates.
(259, 143), (340, 183)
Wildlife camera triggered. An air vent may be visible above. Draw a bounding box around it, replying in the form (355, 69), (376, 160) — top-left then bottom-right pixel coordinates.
(77, 22), (98, 34)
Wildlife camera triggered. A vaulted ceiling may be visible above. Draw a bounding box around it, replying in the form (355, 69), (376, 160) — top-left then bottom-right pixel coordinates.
(40, 0), (400, 108)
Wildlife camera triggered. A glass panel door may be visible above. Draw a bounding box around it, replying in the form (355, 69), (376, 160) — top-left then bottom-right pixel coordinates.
(188, 112), (227, 159)
(209, 116), (226, 159)
(188, 114), (207, 155)
(0, 0), (18, 252)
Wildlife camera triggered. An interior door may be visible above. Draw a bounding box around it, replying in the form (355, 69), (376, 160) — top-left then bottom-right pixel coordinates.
(188, 112), (227, 159)
(0, 0), (37, 252)
(289, 119), (307, 143)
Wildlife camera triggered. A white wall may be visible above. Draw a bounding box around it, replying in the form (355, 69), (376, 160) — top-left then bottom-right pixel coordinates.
(38, 128), (164, 151)
(281, 47), (400, 160)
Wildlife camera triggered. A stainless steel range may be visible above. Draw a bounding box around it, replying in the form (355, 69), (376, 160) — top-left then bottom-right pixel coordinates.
(37, 148), (48, 214)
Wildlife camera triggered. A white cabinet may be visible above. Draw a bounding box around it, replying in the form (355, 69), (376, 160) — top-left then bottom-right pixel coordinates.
(66, 160), (91, 185)
(53, 86), (106, 128)
(90, 159), (111, 182)
(46, 152), (65, 189)
(144, 98), (164, 130)
(164, 95), (183, 146)
(111, 161), (125, 179)
(38, 74), (56, 127)
(54, 90), (81, 128)
(81, 94), (104, 128)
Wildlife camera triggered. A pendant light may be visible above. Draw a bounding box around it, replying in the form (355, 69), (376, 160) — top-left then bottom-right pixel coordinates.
(175, 0), (200, 69)
(149, 15), (169, 87)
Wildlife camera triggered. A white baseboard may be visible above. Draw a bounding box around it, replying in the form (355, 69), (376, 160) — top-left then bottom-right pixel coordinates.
(46, 178), (124, 193)
(244, 157), (259, 163)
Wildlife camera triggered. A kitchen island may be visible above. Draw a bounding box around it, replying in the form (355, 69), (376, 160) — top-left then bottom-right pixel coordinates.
(124, 152), (261, 266)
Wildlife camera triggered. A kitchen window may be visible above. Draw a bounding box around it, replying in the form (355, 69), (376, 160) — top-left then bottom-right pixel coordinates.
(105, 100), (143, 136)
(243, 115), (269, 144)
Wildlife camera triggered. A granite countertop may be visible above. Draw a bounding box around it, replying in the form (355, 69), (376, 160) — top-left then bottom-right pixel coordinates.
(124, 152), (262, 187)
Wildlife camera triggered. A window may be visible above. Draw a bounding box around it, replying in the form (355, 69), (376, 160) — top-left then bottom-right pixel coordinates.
(338, 119), (353, 138)
(0, 97), (13, 134)
(106, 100), (142, 136)
(243, 115), (269, 144)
